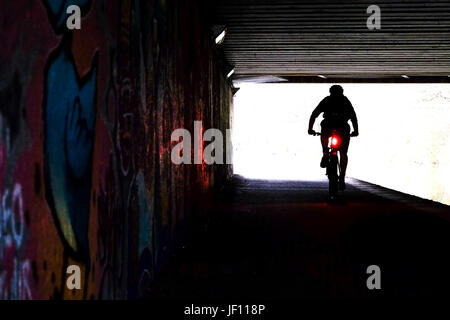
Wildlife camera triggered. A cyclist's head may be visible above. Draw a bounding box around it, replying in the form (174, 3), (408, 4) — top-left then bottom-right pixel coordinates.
(329, 85), (344, 96)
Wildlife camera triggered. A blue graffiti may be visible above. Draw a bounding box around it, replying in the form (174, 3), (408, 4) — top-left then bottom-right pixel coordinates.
(43, 0), (96, 263)
(44, 45), (97, 260)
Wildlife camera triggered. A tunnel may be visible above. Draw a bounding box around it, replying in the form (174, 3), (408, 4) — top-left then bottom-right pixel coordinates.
(0, 0), (450, 308)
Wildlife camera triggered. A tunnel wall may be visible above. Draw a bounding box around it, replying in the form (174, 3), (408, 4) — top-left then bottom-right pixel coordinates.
(0, 0), (232, 299)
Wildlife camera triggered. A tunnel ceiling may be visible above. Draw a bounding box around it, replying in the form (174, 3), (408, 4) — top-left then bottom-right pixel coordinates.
(212, 0), (450, 80)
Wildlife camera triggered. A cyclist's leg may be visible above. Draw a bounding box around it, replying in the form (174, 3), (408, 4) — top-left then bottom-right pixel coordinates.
(320, 120), (330, 153)
(320, 135), (328, 153)
(320, 121), (331, 167)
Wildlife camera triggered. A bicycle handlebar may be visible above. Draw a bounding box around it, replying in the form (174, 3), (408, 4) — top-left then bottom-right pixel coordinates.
(309, 130), (358, 137)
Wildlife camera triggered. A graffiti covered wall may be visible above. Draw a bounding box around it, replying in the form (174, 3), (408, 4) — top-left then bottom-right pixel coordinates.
(0, 0), (232, 299)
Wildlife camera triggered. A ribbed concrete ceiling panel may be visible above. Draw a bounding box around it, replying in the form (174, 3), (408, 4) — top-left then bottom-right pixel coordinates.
(212, 0), (450, 79)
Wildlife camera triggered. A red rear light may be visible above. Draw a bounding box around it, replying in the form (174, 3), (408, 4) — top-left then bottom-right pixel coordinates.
(331, 135), (340, 148)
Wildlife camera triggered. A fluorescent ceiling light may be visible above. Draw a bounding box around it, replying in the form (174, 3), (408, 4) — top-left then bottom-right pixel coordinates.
(215, 29), (226, 44)
(318, 75), (327, 79)
(227, 68), (235, 79)
(401, 75), (409, 79)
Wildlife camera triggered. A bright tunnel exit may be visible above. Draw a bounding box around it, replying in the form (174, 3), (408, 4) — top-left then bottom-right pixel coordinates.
(232, 83), (450, 205)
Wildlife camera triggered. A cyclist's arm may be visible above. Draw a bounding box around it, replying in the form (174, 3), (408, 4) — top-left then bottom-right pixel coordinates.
(347, 100), (359, 134)
(308, 100), (325, 132)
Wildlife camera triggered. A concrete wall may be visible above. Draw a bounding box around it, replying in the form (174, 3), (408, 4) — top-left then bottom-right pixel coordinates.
(0, 0), (232, 299)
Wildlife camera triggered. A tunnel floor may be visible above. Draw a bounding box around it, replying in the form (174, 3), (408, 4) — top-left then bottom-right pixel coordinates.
(145, 176), (450, 300)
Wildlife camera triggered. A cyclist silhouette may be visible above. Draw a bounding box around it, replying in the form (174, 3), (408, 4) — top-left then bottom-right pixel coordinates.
(308, 85), (359, 190)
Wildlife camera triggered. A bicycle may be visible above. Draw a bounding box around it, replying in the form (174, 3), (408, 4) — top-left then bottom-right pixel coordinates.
(311, 130), (344, 199)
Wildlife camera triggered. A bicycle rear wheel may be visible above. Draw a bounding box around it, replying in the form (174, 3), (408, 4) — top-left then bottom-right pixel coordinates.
(327, 154), (339, 198)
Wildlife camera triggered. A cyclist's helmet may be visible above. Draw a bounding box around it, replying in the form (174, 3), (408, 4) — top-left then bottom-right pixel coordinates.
(329, 85), (344, 96)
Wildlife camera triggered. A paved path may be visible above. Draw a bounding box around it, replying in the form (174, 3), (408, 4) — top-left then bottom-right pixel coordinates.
(145, 177), (450, 300)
